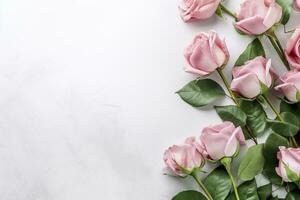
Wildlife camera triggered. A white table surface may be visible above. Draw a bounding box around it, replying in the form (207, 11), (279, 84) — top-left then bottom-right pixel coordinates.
(0, 0), (299, 199)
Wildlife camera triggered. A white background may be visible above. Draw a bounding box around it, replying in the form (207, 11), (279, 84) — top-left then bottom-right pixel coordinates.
(0, 0), (299, 199)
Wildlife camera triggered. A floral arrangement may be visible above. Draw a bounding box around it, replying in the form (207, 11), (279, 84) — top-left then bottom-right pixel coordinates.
(163, 0), (300, 199)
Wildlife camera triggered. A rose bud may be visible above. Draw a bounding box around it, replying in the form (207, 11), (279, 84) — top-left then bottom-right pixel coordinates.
(179, 0), (221, 22)
(285, 28), (300, 69)
(276, 147), (300, 182)
(184, 31), (229, 76)
(200, 122), (246, 161)
(294, 0), (300, 11)
(275, 70), (300, 103)
(235, 0), (282, 35)
(231, 56), (276, 99)
(163, 139), (205, 176)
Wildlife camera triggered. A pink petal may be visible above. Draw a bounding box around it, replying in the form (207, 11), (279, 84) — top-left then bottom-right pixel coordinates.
(235, 16), (268, 35)
(231, 73), (261, 98)
(263, 1), (282, 28)
(191, 0), (221, 20)
(285, 29), (300, 55)
(275, 83), (298, 102)
(185, 65), (210, 76)
(235, 127), (246, 145)
(294, 0), (300, 11)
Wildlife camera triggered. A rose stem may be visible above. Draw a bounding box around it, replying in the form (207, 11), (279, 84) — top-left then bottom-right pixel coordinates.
(217, 68), (258, 144)
(219, 3), (237, 20)
(265, 31), (291, 70)
(272, 33), (285, 58)
(261, 94), (299, 147)
(221, 158), (240, 200)
(217, 68), (238, 104)
(190, 171), (214, 200)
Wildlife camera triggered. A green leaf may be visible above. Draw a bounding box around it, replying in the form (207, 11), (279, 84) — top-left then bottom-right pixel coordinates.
(267, 114), (299, 137)
(281, 112), (300, 127)
(235, 38), (265, 66)
(280, 101), (300, 121)
(286, 191), (300, 200)
(237, 180), (260, 200)
(215, 105), (247, 127)
(263, 133), (289, 185)
(226, 180), (259, 200)
(172, 190), (207, 200)
(238, 144), (265, 181)
(257, 184), (272, 200)
(204, 166), (231, 200)
(177, 79), (225, 107)
(240, 99), (268, 137)
(276, 0), (293, 25)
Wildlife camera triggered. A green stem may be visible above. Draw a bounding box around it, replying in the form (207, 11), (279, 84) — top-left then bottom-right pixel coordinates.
(217, 69), (238, 105)
(261, 94), (283, 121)
(227, 170), (240, 200)
(217, 69), (258, 144)
(266, 33), (290, 70)
(292, 137), (299, 148)
(272, 33), (284, 54)
(221, 158), (240, 200)
(261, 94), (299, 147)
(219, 3), (237, 20)
(191, 172), (214, 200)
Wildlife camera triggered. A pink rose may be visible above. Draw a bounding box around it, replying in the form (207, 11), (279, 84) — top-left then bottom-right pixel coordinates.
(200, 122), (245, 160)
(163, 138), (205, 176)
(275, 70), (300, 102)
(179, 0), (221, 22)
(235, 0), (282, 35)
(231, 56), (276, 99)
(184, 31), (229, 76)
(276, 147), (300, 182)
(294, 0), (300, 11)
(285, 28), (300, 69)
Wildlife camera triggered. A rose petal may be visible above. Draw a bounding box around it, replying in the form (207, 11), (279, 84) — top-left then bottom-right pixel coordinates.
(263, 1), (282, 28)
(236, 16), (268, 35)
(190, 0), (221, 20)
(231, 73), (261, 98)
(275, 82), (298, 102)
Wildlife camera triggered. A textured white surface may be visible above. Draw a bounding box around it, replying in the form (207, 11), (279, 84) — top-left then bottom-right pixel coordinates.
(0, 0), (299, 199)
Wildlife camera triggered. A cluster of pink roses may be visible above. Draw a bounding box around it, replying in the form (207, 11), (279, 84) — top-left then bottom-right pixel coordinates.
(185, 30), (300, 102)
(180, 0), (299, 34)
(167, 30), (300, 180)
(164, 0), (300, 199)
(164, 122), (245, 176)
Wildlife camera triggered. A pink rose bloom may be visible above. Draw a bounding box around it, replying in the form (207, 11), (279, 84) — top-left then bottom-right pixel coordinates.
(275, 70), (300, 103)
(276, 147), (300, 182)
(231, 56), (276, 99)
(235, 0), (282, 35)
(285, 28), (300, 69)
(200, 122), (245, 160)
(163, 138), (205, 176)
(185, 136), (208, 158)
(179, 0), (221, 22)
(294, 0), (300, 11)
(184, 31), (229, 76)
